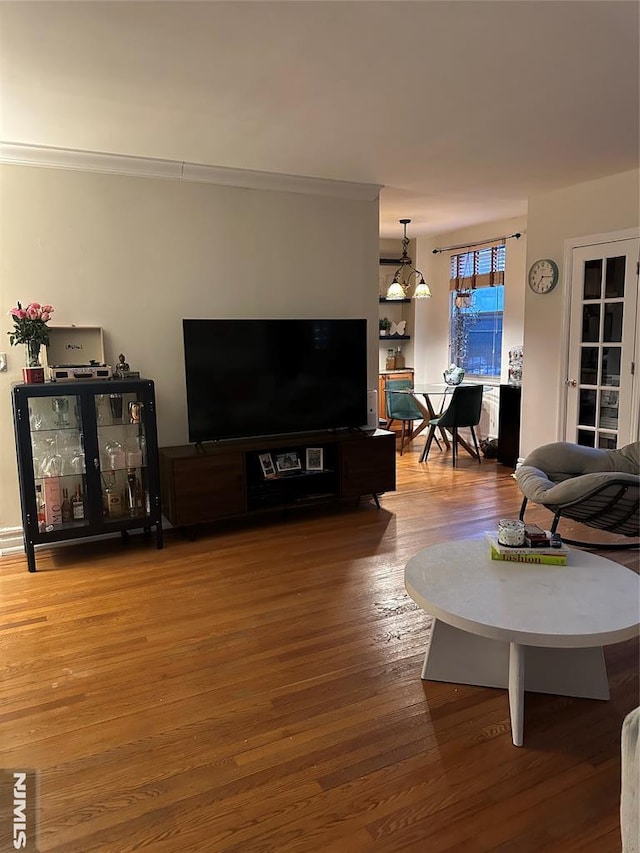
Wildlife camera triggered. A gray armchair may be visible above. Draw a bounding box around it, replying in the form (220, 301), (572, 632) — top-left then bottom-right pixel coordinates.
(515, 441), (639, 548)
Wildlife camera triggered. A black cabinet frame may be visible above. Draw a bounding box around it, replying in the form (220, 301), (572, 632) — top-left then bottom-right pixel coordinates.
(12, 378), (163, 572)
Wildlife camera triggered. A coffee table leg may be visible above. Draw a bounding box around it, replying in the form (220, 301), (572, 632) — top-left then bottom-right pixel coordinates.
(509, 642), (525, 747)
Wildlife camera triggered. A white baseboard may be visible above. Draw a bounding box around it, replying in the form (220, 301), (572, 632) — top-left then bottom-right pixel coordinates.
(0, 526), (25, 555)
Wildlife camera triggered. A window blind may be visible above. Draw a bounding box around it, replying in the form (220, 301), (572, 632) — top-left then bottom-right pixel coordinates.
(449, 243), (506, 291)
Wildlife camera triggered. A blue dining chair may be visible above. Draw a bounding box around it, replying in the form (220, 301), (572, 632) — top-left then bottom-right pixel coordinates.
(385, 379), (425, 455)
(419, 384), (483, 466)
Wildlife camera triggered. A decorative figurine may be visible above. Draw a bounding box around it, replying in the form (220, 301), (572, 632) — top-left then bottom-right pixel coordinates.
(443, 364), (465, 386)
(115, 353), (130, 377)
(128, 400), (143, 424)
(508, 346), (523, 386)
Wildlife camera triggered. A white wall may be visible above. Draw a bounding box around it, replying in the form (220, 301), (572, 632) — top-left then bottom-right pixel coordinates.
(521, 168), (640, 456)
(0, 163), (379, 534)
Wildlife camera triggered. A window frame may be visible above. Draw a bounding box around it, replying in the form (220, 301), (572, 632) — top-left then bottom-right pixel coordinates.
(449, 244), (506, 380)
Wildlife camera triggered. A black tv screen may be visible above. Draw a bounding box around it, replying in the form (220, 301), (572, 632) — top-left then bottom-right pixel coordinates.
(183, 318), (368, 442)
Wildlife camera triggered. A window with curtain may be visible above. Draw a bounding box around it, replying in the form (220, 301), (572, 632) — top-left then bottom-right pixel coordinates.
(449, 244), (505, 377)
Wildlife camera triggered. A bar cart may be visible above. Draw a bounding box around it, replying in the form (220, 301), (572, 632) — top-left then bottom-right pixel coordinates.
(12, 378), (163, 572)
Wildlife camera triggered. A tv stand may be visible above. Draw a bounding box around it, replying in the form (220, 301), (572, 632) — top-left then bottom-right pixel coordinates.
(159, 428), (395, 531)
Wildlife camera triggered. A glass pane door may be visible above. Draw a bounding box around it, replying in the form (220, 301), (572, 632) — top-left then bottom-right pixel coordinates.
(29, 393), (88, 531)
(566, 238), (639, 448)
(95, 391), (149, 523)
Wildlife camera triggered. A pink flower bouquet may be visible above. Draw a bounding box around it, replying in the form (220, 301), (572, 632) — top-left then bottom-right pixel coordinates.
(8, 302), (55, 365)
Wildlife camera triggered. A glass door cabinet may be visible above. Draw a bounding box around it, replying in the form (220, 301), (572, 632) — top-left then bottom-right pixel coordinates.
(12, 378), (163, 572)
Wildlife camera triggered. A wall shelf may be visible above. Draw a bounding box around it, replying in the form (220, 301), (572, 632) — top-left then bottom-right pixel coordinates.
(379, 335), (410, 341)
(379, 297), (411, 304)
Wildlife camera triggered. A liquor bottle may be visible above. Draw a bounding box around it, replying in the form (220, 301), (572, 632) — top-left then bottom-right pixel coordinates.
(126, 469), (137, 516)
(35, 485), (46, 531)
(61, 488), (72, 523)
(105, 487), (122, 517)
(71, 485), (85, 520)
(135, 477), (145, 513)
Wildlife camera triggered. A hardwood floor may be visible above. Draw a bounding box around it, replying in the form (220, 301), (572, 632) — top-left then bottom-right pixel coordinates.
(1, 443), (638, 852)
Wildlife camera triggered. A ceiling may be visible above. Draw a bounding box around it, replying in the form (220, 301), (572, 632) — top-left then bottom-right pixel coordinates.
(1, 1), (638, 238)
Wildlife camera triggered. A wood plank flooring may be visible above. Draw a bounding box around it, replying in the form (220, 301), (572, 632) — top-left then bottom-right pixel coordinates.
(1, 443), (638, 852)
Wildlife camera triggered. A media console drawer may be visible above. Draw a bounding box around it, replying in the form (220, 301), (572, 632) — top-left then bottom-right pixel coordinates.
(159, 429), (396, 531)
(160, 449), (245, 526)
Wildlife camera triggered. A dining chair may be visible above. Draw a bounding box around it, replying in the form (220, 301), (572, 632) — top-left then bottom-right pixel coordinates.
(419, 384), (483, 466)
(385, 379), (425, 455)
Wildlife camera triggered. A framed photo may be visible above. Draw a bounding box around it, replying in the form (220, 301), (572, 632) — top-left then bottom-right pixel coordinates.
(275, 452), (301, 474)
(306, 447), (324, 471)
(258, 452), (277, 479)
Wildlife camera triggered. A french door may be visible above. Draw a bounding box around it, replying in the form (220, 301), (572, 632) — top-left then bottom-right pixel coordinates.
(565, 237), (639, 448)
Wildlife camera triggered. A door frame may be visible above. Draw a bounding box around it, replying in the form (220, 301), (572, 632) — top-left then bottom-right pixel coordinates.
(559, 227), (640, 443)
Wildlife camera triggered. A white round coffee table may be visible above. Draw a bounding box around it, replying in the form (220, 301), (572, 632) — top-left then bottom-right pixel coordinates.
(404, 539), (640, 746)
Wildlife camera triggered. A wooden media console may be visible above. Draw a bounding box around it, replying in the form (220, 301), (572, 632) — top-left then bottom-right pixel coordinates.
(159, 428), (396, 531)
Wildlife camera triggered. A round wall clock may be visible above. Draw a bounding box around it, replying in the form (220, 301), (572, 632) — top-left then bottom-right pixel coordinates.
(528, 258), (559, 294)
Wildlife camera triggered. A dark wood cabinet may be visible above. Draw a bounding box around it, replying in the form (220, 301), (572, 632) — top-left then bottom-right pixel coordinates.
(12, 378), (163, 572)
(161, 449), (246, 525)
(159, 429), (396, 530)
(498, 384), (522, 468)
(340, 433), (396, 498)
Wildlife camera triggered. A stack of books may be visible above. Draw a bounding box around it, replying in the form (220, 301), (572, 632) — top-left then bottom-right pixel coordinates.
(484, 530), (569, 565)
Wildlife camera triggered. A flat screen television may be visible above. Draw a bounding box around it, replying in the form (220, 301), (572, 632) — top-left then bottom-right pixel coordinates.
(183, 318), (368, 442)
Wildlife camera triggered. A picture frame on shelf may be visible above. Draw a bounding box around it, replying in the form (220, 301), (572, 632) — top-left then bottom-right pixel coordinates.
(258, 452), (277, 479)
(275, 452), (302, 474)
(306, 447), (324, 471)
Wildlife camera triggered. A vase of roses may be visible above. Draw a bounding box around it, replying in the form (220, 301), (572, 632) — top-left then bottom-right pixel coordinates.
(8, 301), (54, 383)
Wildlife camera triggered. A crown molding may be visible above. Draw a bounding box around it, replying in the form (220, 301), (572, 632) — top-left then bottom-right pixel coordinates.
(0, 142), (381, 201)
(0, 143), (182, 180)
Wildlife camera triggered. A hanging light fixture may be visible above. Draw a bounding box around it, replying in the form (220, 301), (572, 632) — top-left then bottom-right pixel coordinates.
(385, 219), (432, 300)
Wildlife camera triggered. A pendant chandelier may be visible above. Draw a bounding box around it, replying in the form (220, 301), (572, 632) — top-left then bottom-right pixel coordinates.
(385, 219), (432, 300)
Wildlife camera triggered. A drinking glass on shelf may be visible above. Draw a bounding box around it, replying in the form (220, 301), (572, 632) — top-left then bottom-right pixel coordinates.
(31, 453), (44, 479)
(52, 397), (70, 428)
(29, 408), (45, 432)
(109, 394), (124, 423)
(96, 394), (108, 425)
(41, 437), (64, 478)
(31, 436), (48, 473)
(125, 435), (143, 468)
(70, 447), (86, 475)
(105, 439), (125, 470)
(126, 447), (143, 468)
(29, 397), (53, 431)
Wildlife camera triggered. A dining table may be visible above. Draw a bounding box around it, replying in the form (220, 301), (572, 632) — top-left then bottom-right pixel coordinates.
(405, 382), (481, 460)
